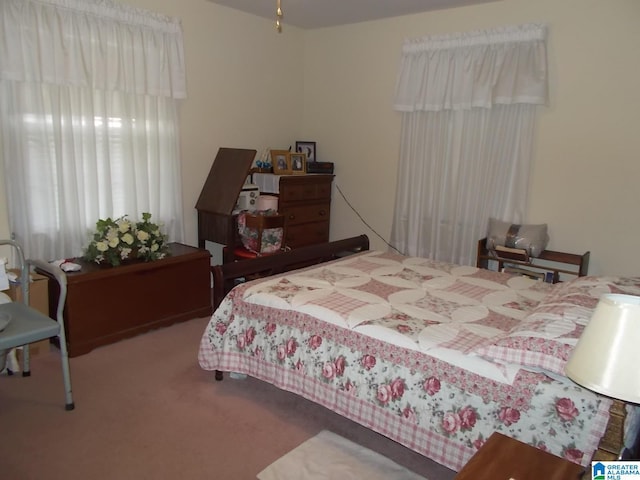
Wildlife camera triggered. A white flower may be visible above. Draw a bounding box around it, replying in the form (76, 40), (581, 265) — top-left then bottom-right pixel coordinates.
(106, 227), (119, 241)
(85, 212), (168, 266)
(118, 220), (131, 233)
(122, 232), (135, 245)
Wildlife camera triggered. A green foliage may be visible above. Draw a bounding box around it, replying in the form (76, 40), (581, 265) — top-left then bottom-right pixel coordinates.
(84, 213), (169, 266)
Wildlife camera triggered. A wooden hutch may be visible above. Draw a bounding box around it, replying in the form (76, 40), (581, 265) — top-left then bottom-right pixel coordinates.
(195, 148), (334, 262)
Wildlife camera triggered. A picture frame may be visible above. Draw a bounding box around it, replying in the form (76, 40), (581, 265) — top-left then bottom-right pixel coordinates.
(295, 141), (316, 163)
(290, 152), (307, 175)
(271, 150), (291, 175)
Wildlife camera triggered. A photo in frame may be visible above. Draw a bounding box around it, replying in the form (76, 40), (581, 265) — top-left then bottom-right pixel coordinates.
(295, 141), (316, 163)
(270, 150), (291, 175)
(290, 152), (307, 175)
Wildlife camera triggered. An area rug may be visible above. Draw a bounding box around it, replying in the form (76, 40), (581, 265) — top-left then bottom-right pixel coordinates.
(257, 430), (428, 480)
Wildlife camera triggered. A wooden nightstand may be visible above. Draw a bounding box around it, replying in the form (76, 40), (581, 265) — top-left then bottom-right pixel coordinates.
(454, 432), (585, 480)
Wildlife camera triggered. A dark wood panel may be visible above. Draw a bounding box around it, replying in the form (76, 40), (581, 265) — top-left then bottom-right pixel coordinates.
(286, 222), (330, 248)
(280, 203), (331, 226)
(277, 174), (334, 250)
(278, 175), (333, 202)
(212, 235), (370, 309)
(455, 432), (584, 480)
(40, 243), (212, 357)
(195, 148), (256, 215)
(195, 148), (256, 249)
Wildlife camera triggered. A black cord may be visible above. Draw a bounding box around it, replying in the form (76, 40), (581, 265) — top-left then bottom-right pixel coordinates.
(334, 184), (402, 254)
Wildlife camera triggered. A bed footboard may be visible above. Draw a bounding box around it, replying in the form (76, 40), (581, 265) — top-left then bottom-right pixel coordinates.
(211, 235), (370, 311)
(211, 235), (370, 382)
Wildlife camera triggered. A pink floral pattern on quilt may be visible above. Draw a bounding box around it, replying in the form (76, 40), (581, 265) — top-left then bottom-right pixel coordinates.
(198, 253), (615, 472)
(473, 275), (640, 376)
(242, 251), (554, 355)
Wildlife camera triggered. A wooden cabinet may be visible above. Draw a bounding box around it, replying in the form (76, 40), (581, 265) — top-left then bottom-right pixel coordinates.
(454, 432), (583, 479)
(195, 148), (257, 250)
(476, 238), (590, 283)
(195, 149), (334, 257)
(39, 243), (212, 357)
(276, 174), (334, 249)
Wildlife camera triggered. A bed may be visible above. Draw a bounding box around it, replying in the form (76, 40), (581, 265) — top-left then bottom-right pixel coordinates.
(198, 235), (640, 472)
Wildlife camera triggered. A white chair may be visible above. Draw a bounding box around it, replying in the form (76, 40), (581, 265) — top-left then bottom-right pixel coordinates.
(0, 239), (74, 410)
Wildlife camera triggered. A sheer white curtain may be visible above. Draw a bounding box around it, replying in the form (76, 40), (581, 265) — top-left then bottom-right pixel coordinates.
(0, 0), (186, 261)
(391, 24), (548, 265)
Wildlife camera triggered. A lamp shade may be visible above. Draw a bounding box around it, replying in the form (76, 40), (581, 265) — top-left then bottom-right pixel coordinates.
(565, 294), (640, 404)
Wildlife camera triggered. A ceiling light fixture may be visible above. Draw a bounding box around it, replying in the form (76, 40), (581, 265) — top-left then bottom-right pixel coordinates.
(276, 0), (283, 33)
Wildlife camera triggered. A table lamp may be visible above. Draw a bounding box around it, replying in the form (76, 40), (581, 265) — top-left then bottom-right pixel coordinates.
(565, 293), (640, 405)
(565, 293), (640, 478)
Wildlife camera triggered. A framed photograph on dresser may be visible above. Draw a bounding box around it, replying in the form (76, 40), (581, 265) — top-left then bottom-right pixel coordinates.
(295, 141), (316, 162)
(271, 150), (291, 175)
(290, 152), (307, 174)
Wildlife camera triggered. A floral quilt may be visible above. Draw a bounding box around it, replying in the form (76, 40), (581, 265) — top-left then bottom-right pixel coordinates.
(198, 251), (612, 471)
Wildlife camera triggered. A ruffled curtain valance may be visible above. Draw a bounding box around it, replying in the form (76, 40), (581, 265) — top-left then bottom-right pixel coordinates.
(393, 23), (547, 112)
(0, 0), (186, 98)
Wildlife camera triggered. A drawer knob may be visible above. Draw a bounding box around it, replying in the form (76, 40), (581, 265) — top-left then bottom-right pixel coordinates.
(319, 210), (326, 216)
(288, 214), (296, 220)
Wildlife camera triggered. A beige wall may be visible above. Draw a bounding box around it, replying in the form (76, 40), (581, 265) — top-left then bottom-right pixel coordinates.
(1, 0), (639, 275)
(139, 0), (306, 254)
(305, 0), (640, 275)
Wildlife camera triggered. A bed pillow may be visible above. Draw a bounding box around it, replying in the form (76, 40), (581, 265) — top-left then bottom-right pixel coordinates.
(472, 276), (640, 376)
(486, 218), (549, 257)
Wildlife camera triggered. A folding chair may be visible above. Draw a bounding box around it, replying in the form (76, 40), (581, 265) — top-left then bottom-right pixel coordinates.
(0, 239), (74, 410)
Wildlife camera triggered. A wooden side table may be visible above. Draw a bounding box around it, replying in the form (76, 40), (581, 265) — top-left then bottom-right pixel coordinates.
(455, 432), (585, 480)
(476, 238), (590, 283)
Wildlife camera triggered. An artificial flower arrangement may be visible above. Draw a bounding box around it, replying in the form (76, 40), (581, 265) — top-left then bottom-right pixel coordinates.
(84, 212), (169, 267)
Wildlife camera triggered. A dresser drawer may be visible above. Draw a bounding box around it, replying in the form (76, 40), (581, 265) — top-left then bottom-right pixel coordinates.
(280, 180), (332, 203)
(281, 203), (330, 226)
(286, 221), (330, 248)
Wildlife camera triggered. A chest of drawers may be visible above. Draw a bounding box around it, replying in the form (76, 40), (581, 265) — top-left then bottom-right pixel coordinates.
(277, 174), (334, 248)
(39, 243), (212, 357)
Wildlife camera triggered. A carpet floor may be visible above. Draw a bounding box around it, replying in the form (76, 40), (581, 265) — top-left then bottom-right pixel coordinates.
(0, 316), (456, 480)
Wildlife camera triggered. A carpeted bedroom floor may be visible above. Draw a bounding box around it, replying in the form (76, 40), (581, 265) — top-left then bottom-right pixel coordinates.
(0, 315), (457, 480)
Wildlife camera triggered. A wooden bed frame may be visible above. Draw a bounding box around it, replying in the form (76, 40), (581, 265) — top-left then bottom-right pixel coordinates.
(212, 234), (370, 310)
(210, 234), (635, 464)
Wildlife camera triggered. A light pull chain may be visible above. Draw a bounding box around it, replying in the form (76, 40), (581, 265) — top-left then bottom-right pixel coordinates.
(276, 0), (283, 33)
